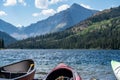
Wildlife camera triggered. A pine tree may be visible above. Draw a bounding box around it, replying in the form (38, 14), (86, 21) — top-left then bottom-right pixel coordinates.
(0, 39), (4, 48)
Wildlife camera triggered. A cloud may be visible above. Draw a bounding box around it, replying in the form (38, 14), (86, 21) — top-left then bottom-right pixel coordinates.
(32, 4), (70, 19)
(34, 0), (66, 9)
(32, 13), (40, 17)
(11, 33), (28, 40)
(32, 4), (70, 18)
(57, 4), (70, 12)
(3, 0), (27, 6)
(18, 0), (27, 6)
(0, 10), (7, 16)
(3, 0), (17, 6)
(41, 9), (56, 16)
(50, 0), (62, 4)
(35, 0), (49, 9)
(80, 3), (93, 9)
(32, 9), (56, 17)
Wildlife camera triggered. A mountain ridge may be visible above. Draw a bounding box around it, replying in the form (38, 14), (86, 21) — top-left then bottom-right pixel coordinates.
(22, 3), (97, 37)
(7, 6), (120, 49)
(0, 19), (19, 34)
(0, 31), (17, 46)
(0, 3), (97, 39)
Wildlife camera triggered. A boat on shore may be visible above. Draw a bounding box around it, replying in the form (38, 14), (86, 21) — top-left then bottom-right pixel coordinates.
(111, 60), (120, 80)
(44, 63), (82, 80)
(0, 59), (35, 80)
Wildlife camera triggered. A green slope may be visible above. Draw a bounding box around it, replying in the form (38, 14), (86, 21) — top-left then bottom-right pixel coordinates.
(62, 17), (120, 49)
(8, 6), (120, 49)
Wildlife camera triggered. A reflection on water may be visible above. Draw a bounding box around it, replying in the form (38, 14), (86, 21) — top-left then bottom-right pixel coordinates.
(0, 49), (120, 80)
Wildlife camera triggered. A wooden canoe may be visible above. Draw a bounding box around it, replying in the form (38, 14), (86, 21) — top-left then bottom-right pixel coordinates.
(0, 59), (35, 80)
(44, 63), (82, 80)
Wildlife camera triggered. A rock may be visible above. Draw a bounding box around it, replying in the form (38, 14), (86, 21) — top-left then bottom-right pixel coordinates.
(90, 77), (99, 80)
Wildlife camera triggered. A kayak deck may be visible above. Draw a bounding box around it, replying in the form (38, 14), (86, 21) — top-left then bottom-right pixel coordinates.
(44, 63), (81, 80)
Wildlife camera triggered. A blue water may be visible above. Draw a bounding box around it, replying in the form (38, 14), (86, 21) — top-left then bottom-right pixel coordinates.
(0, 49), (120, 80)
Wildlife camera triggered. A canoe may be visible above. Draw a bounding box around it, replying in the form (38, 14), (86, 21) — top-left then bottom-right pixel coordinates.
(0, 59), (35, 80)
(44, 63), (82, 80)
(111, 60), (120, 80)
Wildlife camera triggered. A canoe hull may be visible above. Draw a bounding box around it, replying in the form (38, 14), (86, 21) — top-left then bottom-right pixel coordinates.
(16, 70), (35, 80)
(0, 59), (35, 80)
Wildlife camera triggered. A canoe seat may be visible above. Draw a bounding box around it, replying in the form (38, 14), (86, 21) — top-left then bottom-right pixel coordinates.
(1, 67), (27, 73)
(0, 68), (26, 79)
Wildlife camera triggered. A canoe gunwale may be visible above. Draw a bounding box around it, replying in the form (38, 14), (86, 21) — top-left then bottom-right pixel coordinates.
(0, 59), (36, 80)
(13, 67), (35, 79)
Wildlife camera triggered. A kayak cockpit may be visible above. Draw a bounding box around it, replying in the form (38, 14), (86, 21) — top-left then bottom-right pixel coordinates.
(45, 68), (73, 80)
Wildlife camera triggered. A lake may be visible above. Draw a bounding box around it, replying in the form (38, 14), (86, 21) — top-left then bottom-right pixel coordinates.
(0, 49), (120, 80)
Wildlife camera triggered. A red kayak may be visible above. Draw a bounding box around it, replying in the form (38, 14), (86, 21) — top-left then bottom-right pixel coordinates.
(44, 63), (82, 80)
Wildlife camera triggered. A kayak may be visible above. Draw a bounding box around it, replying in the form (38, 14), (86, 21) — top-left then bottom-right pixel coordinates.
(111, 60), (120, 80)
(44, 63), (82, 80)
(0, 59), (35, 80)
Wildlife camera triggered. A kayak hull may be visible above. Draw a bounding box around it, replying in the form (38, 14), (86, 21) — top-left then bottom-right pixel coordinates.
(111, 60), (120, 80)
(44, 63), (82, 80)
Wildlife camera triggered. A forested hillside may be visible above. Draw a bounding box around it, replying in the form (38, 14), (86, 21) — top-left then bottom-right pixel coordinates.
(0, 39), (4, 48)
(0, 31), (17, 46)
(8, 6), (120, 49)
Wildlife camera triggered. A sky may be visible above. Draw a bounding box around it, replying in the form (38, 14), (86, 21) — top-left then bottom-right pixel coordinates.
(0, 0), (120, 27)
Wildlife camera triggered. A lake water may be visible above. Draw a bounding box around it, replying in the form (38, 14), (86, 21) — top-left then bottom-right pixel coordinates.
(0, 49), (120, 80)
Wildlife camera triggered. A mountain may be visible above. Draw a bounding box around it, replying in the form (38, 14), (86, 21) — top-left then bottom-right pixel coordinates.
(0, 3), (97, 39)
(0, 31), (17, 46)
(70, 6), (120, 33)
(0, 19), (22, 39)
(23, 3), (97, 37)
(0, 19), (19, 34)
(8, 6), (120, 49)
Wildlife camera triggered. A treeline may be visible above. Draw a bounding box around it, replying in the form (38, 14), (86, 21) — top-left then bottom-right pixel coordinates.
(88, 6), (120, 23)
(69, 6), (120, 34)
(0, 39), (4, 48)
(8, 17), (120, 49)
(0, 31), (17, 46)
(8, 6), (120, 49)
